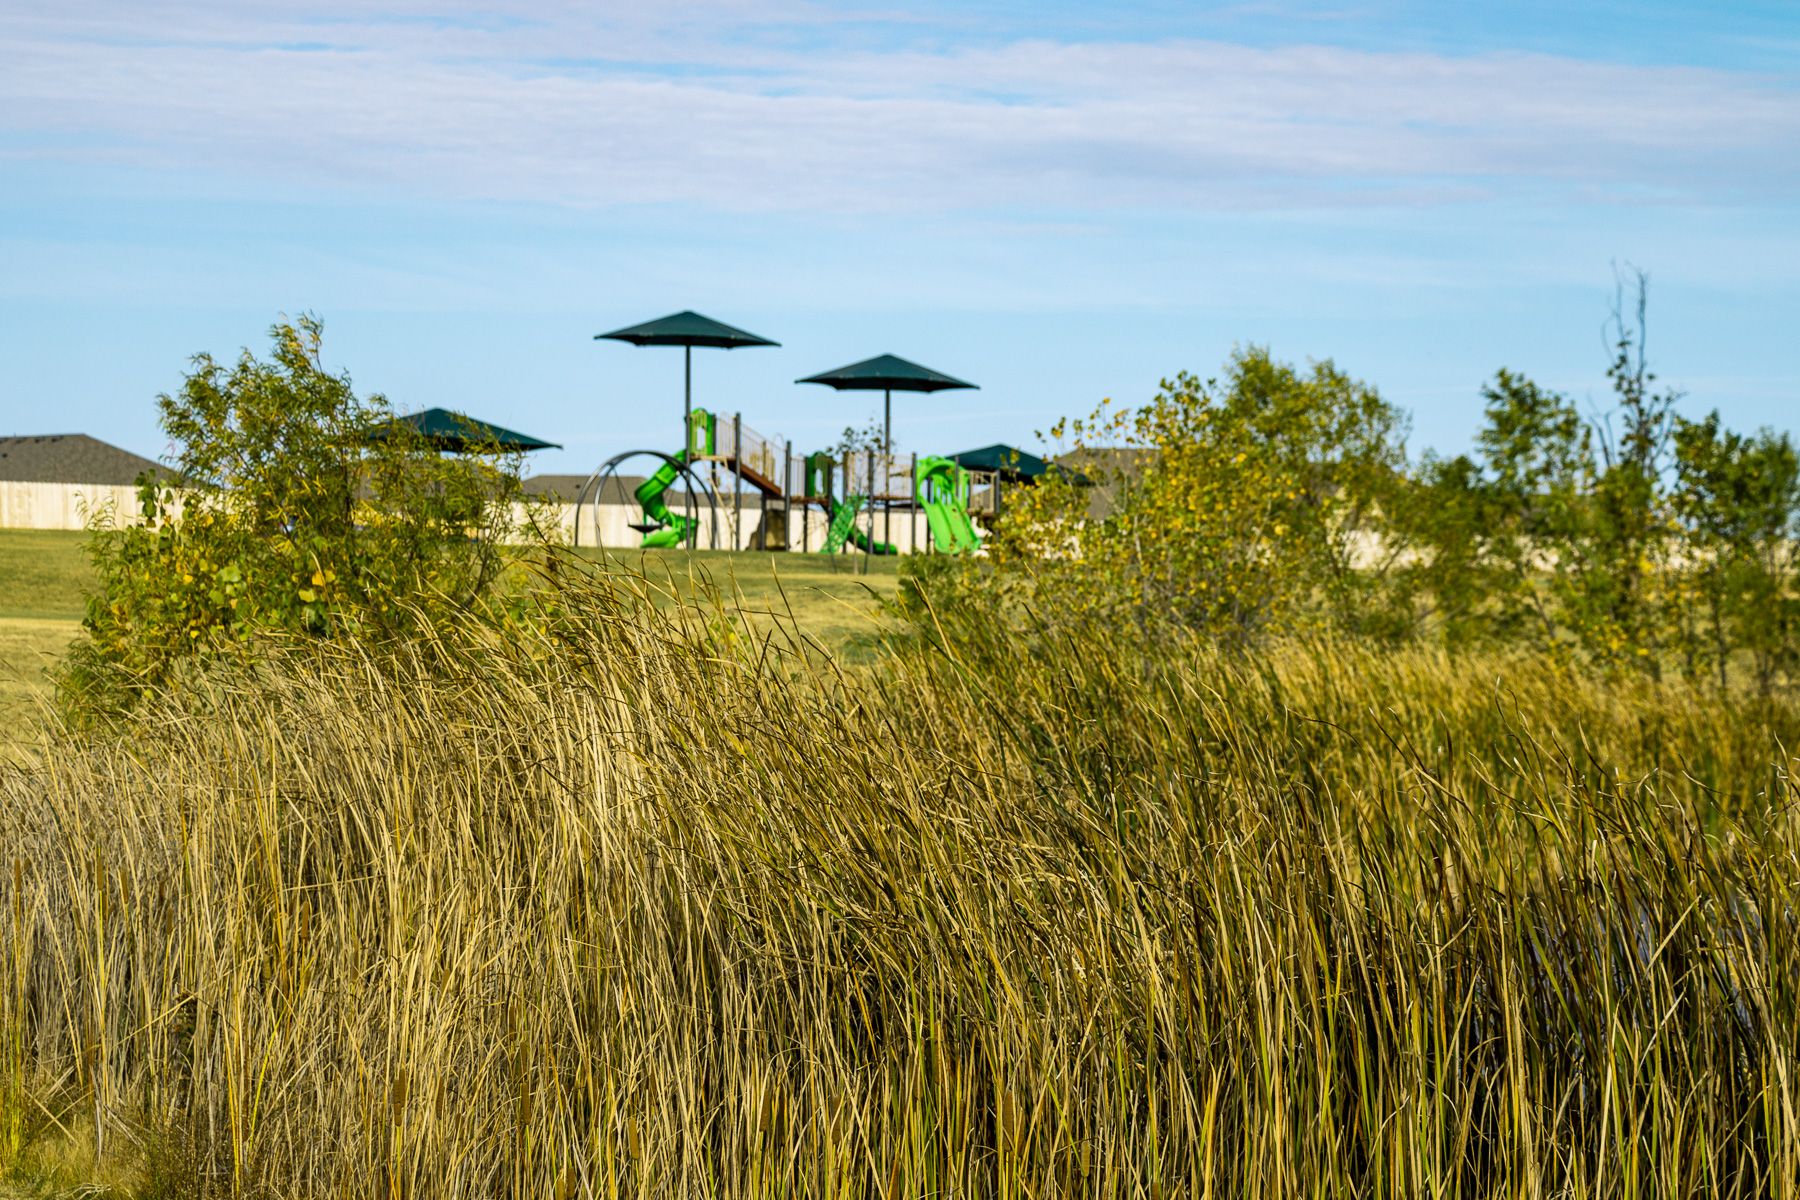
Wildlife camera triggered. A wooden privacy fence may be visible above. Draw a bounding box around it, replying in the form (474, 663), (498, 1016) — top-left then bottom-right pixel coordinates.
(0, 482), (148, 531)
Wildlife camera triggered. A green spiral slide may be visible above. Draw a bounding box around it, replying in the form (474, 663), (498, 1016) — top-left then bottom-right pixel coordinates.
(632, 456), (696, 549)
(631, 408), (716, 549)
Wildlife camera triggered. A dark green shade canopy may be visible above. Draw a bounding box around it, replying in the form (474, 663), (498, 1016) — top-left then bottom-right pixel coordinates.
(796, 354), (976, 393)
(950, 443), (1090, 484)
(367, 408), (561, 452)
(596, 311), (779, 350)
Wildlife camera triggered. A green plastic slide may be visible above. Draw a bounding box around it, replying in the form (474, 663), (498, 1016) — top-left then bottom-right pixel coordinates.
(915, 456), (980, 554)
(805, 451), (895, 555)
(633, 410), (717, 549)
(633, 455), (697, 549)
(821, 493), (896, 555)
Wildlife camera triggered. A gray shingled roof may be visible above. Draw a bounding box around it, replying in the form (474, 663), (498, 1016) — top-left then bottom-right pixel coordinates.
(0, 434), (174, 486)
(522, 473), (777, 507)
(522, 474), (649, 504)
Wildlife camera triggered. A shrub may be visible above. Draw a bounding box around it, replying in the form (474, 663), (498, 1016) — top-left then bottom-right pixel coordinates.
(988, 346), (1408, 644)
(60, 317), (535, 717)
(985, 276), (1800, 686)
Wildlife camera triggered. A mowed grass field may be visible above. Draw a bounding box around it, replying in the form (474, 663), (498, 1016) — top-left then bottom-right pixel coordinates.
(0, 530), (91, 737)
(568, 544), (903, 649)
(0, 529), (900, 740)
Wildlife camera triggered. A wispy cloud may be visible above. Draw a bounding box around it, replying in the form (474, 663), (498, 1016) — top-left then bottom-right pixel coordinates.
(4, 2), (1798, 213)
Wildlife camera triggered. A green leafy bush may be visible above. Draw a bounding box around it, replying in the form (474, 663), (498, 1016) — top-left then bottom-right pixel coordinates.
(985, 346), (1407, 644)
(61, 317), (537, 716)
(965, 275), (1800, 688)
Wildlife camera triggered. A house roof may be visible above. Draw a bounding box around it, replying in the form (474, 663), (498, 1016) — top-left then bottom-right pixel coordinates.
(1038, 446), (1156, 520)
(948, 443), (1091, 484)
(522, 474), (649, 504)
(0, 434), (173, 486)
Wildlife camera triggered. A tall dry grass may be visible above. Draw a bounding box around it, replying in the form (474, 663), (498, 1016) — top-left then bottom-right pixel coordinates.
(2, 563), (1797, 1196)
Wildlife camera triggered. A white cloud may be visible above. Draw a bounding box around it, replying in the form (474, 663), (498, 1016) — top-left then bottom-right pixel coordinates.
(3, 2), (1797, 213)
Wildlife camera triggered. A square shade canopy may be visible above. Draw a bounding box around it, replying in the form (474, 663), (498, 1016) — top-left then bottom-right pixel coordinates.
(366, 408), (560, 452)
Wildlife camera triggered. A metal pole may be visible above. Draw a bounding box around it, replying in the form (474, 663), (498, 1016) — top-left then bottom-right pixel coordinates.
(909, 451), (918, 555)
(684, 347), (694, 550)
(863, 442), (873, 575)
(733, 411), (743, 551)
(782, 439), (793, 552)
(923, 458), (933, 555)
(883, 389), (892, 553)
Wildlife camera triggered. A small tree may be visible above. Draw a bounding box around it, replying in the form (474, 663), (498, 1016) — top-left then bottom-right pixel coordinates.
(1670, 414), (1800, 691)
(63, 316), (533, 715)
(1444, 369), (1593, 648)
(1571, 267), (1683, 669)
(827, 417), (886, 497)
(1402, 273), (1688, 671)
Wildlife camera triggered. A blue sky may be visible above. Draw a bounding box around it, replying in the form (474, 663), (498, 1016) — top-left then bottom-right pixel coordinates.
(2, 1), (1797, 476)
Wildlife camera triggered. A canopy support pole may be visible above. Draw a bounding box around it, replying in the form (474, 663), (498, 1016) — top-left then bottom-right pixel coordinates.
(882, 388), (892, 552)
(910, 451), (918, 555)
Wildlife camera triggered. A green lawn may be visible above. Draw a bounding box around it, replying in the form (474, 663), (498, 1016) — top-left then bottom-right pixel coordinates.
(0, 530), (901, 742)
(0, 529), (91, 621)
(566, 546), (902, 651)
(0, 531), (89, 743)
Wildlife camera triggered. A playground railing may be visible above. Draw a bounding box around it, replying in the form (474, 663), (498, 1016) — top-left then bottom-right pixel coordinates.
(711, 427), (995, 511)
(714, 415), (784, 488)
(967, 473), (1001, 515)
(835, 449), (914, 503)
(785, 450), (814, 497)
(782, 449), (909, 503)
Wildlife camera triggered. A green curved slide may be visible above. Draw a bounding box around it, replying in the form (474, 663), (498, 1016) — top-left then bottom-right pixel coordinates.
(633, 455), (696, 549)
(631, 408), (716, 549)
(916, 456), (980, 554)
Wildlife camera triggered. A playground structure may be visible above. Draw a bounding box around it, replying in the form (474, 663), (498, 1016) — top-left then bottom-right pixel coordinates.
(582, 310), (1032, 555)
(570, 408), (997, 555)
